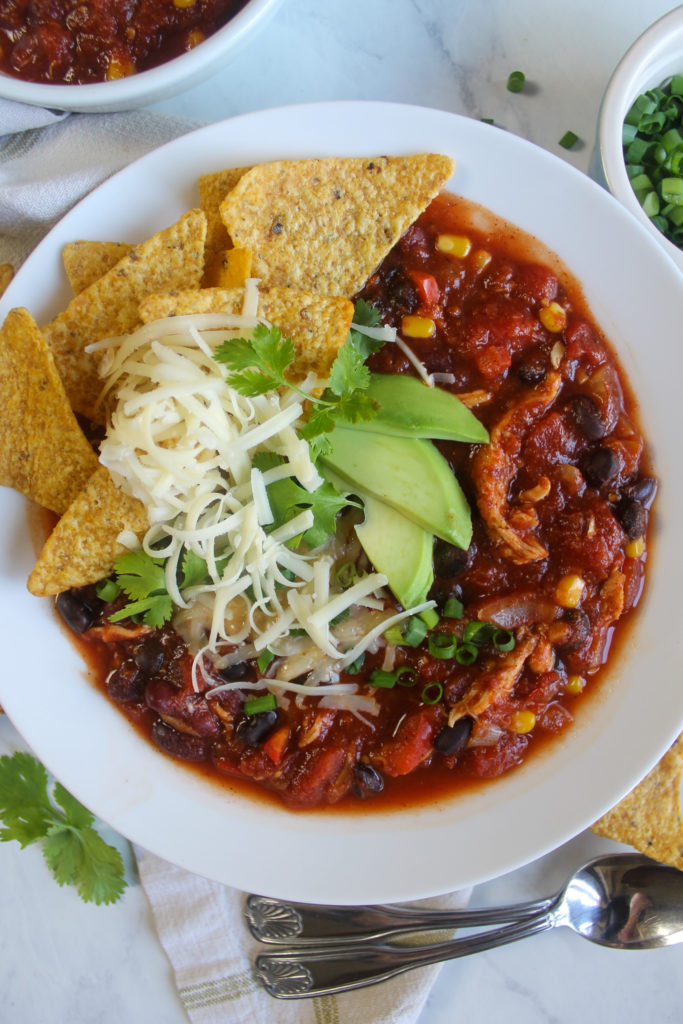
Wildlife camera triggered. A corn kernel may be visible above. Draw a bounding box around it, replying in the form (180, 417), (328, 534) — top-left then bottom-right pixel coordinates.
(174, 0), (196, 6)
(566, 674), (586, 695)
(401, 315), (436, 338)
(510, 710), (536, 734)
(472, 248), (492, 271)
(554, 573), (585, 608)
(437, 234), (472, 258)
(106, 56), (136, 80)
(539, 301), (567, 333)
(185, 28), (205, 48)
(625, 536), (645, 558)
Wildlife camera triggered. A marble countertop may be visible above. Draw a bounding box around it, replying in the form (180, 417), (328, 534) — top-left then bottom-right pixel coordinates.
(2, 0), (683, 1021)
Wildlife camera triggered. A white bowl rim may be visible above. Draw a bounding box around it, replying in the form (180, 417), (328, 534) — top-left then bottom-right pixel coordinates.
(599, 4), (683, 273)
(0, 0), (279, 111)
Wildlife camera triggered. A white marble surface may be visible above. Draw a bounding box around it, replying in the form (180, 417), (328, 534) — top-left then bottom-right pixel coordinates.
(2, 0), (683, 1021)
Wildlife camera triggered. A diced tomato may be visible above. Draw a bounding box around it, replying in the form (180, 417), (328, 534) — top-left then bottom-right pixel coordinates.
(378, 707), (442, 777)
(408, 270), (440, 308)
(263, 726), (290, 764)
(475, 345), (512, 379)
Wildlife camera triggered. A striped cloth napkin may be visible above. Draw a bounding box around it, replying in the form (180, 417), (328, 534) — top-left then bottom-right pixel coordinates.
(0, 109), (471, 1024)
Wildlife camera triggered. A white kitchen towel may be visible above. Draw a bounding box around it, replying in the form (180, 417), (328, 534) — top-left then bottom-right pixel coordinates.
(136, 845), (470, 1024)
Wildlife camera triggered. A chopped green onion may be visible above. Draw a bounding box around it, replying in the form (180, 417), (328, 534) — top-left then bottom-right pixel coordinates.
(244, 693), (277, 715)
(419, 607), (440, 629)
(493, 628), (516, 652)
(443, 596), (464, 619)
(96, 578), (120, 602)
(421, 682), (444, 705)
(257, 649), (275, 674)
(403, 616), (427, 647)
(384, 624), (406, 646)
(462, 621), (496, 646)
(368, 669), (399, 688)
(558, 130), (579, 150)
(455, 643), (479, 665)
(395, 667), (419, 688)
(346, 653), (365, 675)
(335, 561), (357, 587)
(481, 117), (495, 125)
(428, 634), (456, 659)
(507, 70), (525, 93)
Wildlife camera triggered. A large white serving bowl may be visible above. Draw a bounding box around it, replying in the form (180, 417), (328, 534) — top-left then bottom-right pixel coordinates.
(599, 5), (683, 273)
(1, 102), (682, 904)
(0, 0), (281, 113)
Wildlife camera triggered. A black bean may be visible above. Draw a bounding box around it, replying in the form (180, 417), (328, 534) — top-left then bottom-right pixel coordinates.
(56, 590), (97, 633)
(582, 447), (619, 488)
(433, 538), (468, 578)
(352, 761), (384, 798)
(625, 476), (657, 509)
(218, 661), (257, 683)
(517, 362), (545, 386)
(569, 394), (605, 440)
(107, 660), (145, 704)
(383, 268), (418, 312)
(434, 716), (473, 756)
(134, 635), (166, 675)
(548, 608), (590, 652)
(151, 719), (209, 761)
(615, 497), (647, 539)
(237, 709), (278, 746)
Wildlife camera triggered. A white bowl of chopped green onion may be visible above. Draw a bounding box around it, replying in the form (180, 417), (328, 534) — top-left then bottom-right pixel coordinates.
(599, 5), (683, 272)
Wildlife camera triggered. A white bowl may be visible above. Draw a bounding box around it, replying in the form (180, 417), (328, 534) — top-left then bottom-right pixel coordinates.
(2, 102), (683, 904)
(599, 5), (683, 273)
(0, 0), (281, 113)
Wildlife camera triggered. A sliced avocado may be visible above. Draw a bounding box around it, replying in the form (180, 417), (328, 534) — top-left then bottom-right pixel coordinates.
(355, 493), (434, 609)
(321, 426), (472, 549)
(345, 374), (489, 444)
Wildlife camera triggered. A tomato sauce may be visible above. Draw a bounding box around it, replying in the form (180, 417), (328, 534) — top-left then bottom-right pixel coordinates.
(0, 0), (248, 85)
(59, 193), (655, 811)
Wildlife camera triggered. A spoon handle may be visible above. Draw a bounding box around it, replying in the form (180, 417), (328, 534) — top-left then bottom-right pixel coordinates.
(255, 913), (555, 998)
(245, 893), (556, 944)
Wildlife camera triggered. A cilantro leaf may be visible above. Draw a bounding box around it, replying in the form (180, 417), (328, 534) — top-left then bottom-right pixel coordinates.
(328, 341), (370, 397)
(353, 299), (381, 328)
(181, 548), (209, 589)
(301, 481), (356, 548)
(115, 549), (166, 602)
(348, 299), (385, 359)
(0, 752), (127, 905)
(214, 325), (296, 395)
(332, 389), (378, 424)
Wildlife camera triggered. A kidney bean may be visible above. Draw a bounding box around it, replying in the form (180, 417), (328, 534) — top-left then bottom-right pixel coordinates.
(351, 761), (384, 798)
(236, 709), (278, 746)
(152, 720), (209, 762)
(434, 715), (473, 755)
(145, 678), (220, 738)
(107, 660), (145, 704)
(581, 447), (619, 488)
(569, 394), (605, 440)
(134, 635), (166, 675)
(56, 590), (98, 633)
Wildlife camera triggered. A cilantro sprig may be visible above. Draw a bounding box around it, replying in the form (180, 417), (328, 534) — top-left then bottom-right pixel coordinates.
(0, 752), (127, 905)
(213, 301), (385, 458)
(108, 547), (209, 628)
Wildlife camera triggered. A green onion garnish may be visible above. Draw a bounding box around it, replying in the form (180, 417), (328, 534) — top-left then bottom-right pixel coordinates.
(462, 621), (496, 646)
(443, 596), (464, 619)
(421, 682), (444, 705)
(244, 693), (277, 715)
(346, 653), (365, 675)
(403, 616), (427, 647)
(428, 634), (456, 659)
(368, 669), (399, 688)
(336, 561), (357, 587)
(559, 130), (579, 150)
(507, 70), (525, 93)
(257, 649), (275, 673)
(395, 667), (418, 688)
(455, 643), (479, 666)
(493, 628), (516, 652)
(419, 607), (440, 629)
(96, 578), (120, 602)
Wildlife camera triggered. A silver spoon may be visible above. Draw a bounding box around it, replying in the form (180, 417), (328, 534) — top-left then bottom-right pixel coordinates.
(252, 854), (683, 998)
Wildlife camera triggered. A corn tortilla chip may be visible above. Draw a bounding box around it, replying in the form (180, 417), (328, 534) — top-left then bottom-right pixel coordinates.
(43, 209), (207, 422)
(0, 308), (99, 515)
(197, 166), (251, 254)
(63, 241), (132, 294)
(219, 154), (455, 296)
(0, 263), (14, 298)
(28, 465), (148, 596)
(139, 285), (354, 379)
(592, 735), (683, 869)
(203, 247), (252, 289)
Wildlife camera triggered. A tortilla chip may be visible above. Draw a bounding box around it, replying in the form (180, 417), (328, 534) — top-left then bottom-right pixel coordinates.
(197, 166), (250, 254)
(63, 241), (132, 294)
(219, 154), (455, 296)
(138, 285), (354, 379)
(42, 209), (207, 422)
(27, 466), (148, 596)
(0, 308), (99, 514)
(592, 736), (683, 869)
(0, 263), (14, 298)
(203, 247), (252, 289)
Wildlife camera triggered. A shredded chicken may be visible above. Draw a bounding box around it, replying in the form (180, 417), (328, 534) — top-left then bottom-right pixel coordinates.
(447, 634), (537, 726)
(471, 372), (562, 563)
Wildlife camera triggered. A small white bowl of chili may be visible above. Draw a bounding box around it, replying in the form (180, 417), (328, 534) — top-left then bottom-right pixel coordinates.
(0, 0), (281, 113)
(599, 5), (683, 273)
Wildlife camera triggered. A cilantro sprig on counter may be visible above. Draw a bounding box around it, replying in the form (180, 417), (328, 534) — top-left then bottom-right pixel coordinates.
(214, 300), (383, 458)
(0, 752), (127, 905)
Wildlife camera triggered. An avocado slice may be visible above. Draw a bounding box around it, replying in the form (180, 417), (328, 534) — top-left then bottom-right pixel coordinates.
(345, 374), (489, 444)
(321, 426), (472, 549)
(355, 493), (434, 609)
